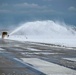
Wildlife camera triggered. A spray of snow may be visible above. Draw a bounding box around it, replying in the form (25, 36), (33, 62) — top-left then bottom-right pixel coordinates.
(6, 20), (76, 47)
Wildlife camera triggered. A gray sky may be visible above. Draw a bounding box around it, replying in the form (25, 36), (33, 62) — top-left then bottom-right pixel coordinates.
(0, 0), (76, 28)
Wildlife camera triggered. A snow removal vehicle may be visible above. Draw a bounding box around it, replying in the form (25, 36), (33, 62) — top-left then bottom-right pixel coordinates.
(2, 31), (9, 39)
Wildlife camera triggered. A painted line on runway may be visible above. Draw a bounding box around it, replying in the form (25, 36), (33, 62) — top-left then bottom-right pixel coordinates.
(0, 48), (5, 50)
(20, 58), (76, 75)
(63, 58), (76, 62)
(13, 58), (45, 75)
(27, 48), (41, 51)
(21, 52), (63, 55)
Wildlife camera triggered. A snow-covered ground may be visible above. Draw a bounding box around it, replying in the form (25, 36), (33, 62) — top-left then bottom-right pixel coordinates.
(6, 35), (76, 47)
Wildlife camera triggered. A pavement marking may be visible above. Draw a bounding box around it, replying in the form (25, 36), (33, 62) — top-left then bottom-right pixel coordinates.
(27, 48), (41, 51)
(63, 58), (76, 62)
(20, 58), (76, 75)
(13, 58), (45, 75)
(39, 52), (63, 55)
(21, 52), (63, 55)
(0, 48), (5, 50)
(15, 45), (20, 47)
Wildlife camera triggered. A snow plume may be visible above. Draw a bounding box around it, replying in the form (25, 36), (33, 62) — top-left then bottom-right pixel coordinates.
(9, 20), (76, 47)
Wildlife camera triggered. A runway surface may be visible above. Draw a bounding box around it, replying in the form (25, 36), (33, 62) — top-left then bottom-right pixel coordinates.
(0, 39), (76, 75)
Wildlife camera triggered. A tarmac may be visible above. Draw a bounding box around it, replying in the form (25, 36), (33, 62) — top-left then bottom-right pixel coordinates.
(0, 39), (76, 75)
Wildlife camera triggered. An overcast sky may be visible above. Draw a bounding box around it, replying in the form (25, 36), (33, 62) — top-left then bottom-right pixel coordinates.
(0, 0), (76, 28)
